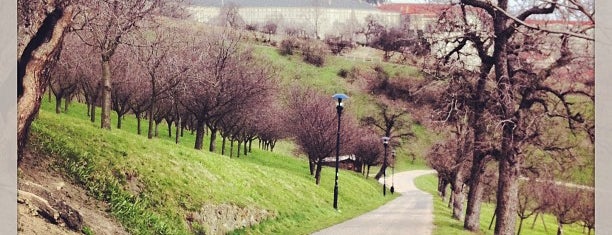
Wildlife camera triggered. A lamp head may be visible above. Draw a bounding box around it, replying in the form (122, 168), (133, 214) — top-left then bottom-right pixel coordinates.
(382, 136), (390, 145)
(332, 93), (349, 107)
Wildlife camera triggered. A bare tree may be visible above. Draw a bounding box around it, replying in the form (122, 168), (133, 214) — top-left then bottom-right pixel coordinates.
(181, 30), (276, 151)
(74, 0), (178, 130)
(262, 21), (278, 42)
(131, 26), (187, 139)
(110, 46), (135, 129)
(213, 2), (245, 29)
(49, 50), (80, 114)
(129, 75), (151, 135)
(17, 0), (75, 161)
(284, 86), (357, 184)
(354, 129), (384, 178)
(426, 141), (453, 200)
(429, 1), (594, 234)
(548, 185), (583, 235)
(360, 14), (384, 46)
(361, 101), (413, 180)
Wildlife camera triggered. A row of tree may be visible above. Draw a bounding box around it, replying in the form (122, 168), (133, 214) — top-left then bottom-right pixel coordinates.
(49, 24), (287, 157)
(421, 1), (594, 235)
(20, 0), (406, 189)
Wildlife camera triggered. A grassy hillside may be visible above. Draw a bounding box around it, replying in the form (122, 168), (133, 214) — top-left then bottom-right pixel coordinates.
(252, 44), (438, 171)
(414, 174), (585, 235)
(30, 100), (397, 234)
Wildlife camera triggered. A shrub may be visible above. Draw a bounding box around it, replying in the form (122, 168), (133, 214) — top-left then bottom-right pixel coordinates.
(301, 41), (326, 67)
(325, 36), (354, 55)
(337, 68), (349, 78)
(279, 38), (299, 56)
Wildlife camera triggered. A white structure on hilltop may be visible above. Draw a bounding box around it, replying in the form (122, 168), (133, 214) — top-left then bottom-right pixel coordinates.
(187, 0), (402, 38)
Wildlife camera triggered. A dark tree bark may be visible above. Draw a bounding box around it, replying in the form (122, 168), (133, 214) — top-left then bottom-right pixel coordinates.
(135, 113), (142, 135)
(17, 2), (74, 162)
(175, 117), (181, 144)
(54, 94), (62, 114)
(451, 173), (465, 220)
(194, 119), (206, 150)
(464, 152), (488, 230)
(314, 159), (323, 185)
(209, 127), (218, 152)
(90, 104), (96, 123)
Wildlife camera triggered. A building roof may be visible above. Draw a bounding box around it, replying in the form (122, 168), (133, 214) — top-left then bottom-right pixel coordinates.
(378, 3), (449, 16)
(189, 0), (376, 9)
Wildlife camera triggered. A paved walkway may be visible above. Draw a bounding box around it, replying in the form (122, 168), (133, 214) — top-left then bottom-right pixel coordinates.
(313, 170), (436, 235)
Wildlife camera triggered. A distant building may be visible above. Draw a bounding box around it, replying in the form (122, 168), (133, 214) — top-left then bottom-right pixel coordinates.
(187, 0), (402, 38)
(378, 3), (450, 31)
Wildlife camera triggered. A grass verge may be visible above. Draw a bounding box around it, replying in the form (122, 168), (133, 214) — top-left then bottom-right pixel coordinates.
(29, 100), (397, 234)
(413, 173), (585, 235)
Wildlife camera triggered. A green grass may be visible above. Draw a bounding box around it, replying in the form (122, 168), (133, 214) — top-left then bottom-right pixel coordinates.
(414, 173), (587, 235)
(252, 44), (437, 172)
(252, 44), (421, 118)
(31, 100), (397, 234)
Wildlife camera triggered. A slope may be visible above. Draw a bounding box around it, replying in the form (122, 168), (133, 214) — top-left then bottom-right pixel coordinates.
(25, 100), (396, 234)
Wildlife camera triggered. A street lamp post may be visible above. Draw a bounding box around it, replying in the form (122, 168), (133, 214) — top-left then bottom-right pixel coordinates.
(382, 136), (390, 196)
(391, 150), (396, 194)
(332, 93), (348, 210)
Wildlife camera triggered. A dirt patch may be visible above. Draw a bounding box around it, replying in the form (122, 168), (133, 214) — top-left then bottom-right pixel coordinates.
(18, 150), (128, 235)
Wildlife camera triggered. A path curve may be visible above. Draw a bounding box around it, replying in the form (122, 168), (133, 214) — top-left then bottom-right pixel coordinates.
(313, 170), (436, 235)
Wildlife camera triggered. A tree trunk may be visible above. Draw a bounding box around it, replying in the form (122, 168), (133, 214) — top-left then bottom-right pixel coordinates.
(230, 139), (234, 158)
(309, 160), (315, 176)
(175, 117), (181, 144)
(464, 153), (487, 231)
(243, 140), (248, 156)
(154, 121), (159, 137)
(248, 139), (253, 153)
(100, 59), (112, 129)
(90, 104), (96, 122)
(181, 123), (185, 137)
(55, 93), (62, 113)
(17, 5), (74, 162)
(315, 159), (323, 185)
(117, 114), (123, 129)
(209, 127), (217, 152)
(167, 120), (172, 137)
(148, 107), (155, 139)
(237, 140), (242, 157)
(86, 103), (90, 117)
(374, 162), (388, 180)
(221, 136), (226, 156)
(557, 223), (563, 235)
(448, 190), (453, 208)
(493, 136), (520, 235)
(493, 17), (520, 233)
(463, 62), (492, 232)
(366, 165), (371, 179)
(517, 218), (525, 235)
(452, 181), (464, 220)
(194, 120), (205, 150)
(136, 114), (142, 135)
(531, 212), (539, 229)
(488, 211), (496, 230)
(64, 95), (70, 112)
